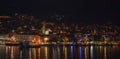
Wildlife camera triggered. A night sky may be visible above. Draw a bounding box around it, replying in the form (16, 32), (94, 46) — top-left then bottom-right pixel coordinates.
(0, 0), (120, 23)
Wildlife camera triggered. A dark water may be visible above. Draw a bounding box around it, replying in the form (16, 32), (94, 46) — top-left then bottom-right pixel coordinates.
(0, 45), (120, 59)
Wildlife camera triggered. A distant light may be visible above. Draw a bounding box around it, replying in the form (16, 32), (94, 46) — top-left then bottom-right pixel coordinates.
(44, 37), (49, 41)
(15, 13), (18, 16)
(31, 28), (36, 30)
(12, 30), (15, 33)
(0, 16), (11, 18)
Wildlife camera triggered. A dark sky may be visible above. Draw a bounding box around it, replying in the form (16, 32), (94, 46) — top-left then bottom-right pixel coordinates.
(0, 0), (120, 23)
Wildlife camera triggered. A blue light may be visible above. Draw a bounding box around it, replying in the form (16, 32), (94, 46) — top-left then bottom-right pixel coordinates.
(80, 46), (83, 59)
(71, 46), (75, 59)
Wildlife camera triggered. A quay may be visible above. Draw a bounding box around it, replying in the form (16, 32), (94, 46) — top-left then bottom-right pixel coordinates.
(3, 41), (120, 48)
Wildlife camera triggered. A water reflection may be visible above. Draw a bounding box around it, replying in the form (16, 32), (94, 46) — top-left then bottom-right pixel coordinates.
(5, 46), (19, 59)
(104, 46), (107, 59)
(0, 45), (120, 59)
(64, 46), (68, 59)
(79, 46), (83, 59)
(90, 46), (93, 59)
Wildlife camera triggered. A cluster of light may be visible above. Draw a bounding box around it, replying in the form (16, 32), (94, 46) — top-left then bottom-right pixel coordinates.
(0, 16), (11, 18)
(44, 37), (49, 41)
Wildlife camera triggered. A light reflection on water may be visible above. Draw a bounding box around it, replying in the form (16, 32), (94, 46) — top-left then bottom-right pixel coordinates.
(0, 45), (120, 59)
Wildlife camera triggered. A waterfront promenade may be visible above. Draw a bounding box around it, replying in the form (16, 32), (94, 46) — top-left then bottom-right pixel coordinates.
(3, 41), (120, 48)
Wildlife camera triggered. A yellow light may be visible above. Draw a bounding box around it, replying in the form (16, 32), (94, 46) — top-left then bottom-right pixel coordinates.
(32, 40), (35, 43)
(44, 37), (49, 41)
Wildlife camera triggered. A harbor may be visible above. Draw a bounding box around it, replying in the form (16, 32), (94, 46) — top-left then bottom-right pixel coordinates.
(0, 34), (120, 48)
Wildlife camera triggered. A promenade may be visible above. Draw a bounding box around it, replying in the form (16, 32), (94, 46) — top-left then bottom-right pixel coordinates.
(3, 41), (120, 48)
